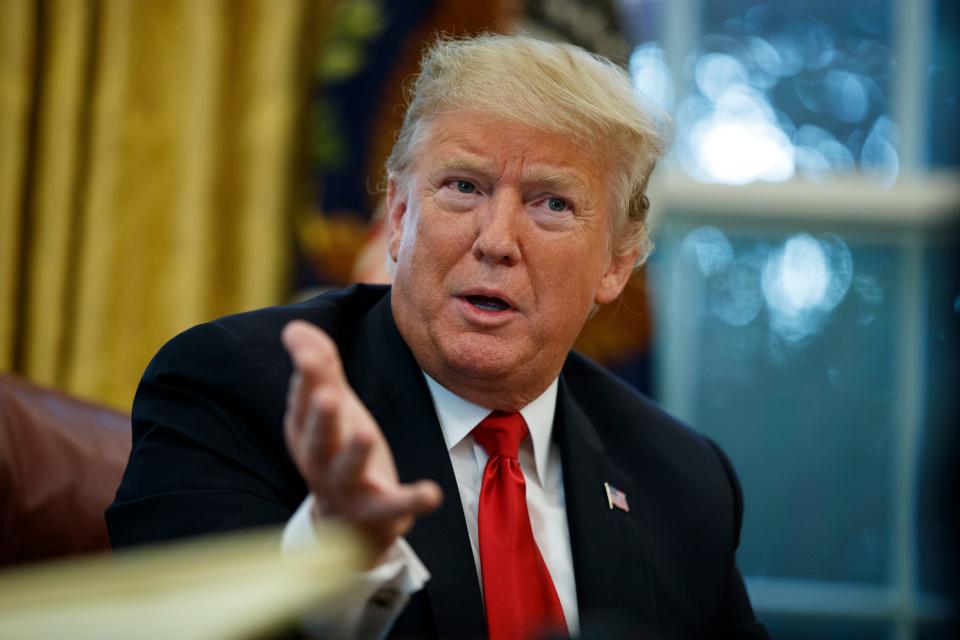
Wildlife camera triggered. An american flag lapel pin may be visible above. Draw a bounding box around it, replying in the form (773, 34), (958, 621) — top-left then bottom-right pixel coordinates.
(604, 482), (629, 513)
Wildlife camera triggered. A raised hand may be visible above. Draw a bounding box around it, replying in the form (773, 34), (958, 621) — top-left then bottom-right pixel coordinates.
(281, 320), (443, 560)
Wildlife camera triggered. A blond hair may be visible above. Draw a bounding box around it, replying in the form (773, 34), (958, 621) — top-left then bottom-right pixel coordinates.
(386, 34), (671, 264)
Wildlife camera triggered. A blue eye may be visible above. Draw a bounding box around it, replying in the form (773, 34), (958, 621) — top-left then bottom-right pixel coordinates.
(547, 197), (568, 212)
(456, 180), (476, 194)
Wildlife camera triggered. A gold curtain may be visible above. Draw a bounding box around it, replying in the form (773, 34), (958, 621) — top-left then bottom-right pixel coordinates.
(0, 0), (329, 410)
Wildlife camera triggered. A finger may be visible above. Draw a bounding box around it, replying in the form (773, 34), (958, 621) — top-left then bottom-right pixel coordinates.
(283, 322), (349, 442)
(362, 480), (444, 523)
(301, 386), (345, 472)
(282, 320), (322, 355)
(282, 321), (348, 387)
(288, 350), (328, 422)
(284, 371), (307, 436)
(329, 432), (374, 488)
(402, 479), (444, 515)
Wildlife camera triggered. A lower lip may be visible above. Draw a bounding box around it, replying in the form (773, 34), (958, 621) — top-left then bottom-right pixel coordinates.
(456, 297), (517, 325)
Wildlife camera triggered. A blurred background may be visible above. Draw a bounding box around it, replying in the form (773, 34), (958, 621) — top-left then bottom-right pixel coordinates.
(1, 0), (957, 638)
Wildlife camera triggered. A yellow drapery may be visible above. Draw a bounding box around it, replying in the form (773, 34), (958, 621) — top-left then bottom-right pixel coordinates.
(0, 0), (329, 410)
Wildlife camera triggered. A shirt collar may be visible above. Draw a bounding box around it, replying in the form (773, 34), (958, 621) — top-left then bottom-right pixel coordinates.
(423, 373), (559, 486)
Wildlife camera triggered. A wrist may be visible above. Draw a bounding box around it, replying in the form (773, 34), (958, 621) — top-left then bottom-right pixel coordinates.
(309, 495), (395, 566)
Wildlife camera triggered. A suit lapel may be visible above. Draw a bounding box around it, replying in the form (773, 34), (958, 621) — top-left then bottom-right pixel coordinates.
(345, 292), (487, 638)
(555, 375), (659, 631)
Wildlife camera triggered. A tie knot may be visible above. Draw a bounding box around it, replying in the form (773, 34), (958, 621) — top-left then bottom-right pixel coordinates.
(472, 412), (528, 459)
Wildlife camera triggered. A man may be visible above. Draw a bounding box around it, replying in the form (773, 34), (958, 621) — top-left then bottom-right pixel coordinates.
(108, 35), (767, 639)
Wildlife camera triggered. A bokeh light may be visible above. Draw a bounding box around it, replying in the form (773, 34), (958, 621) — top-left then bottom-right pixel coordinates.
(632, 1), (899, 185)
(680, 227), (856, 344)
(762, 233), (853, 342)
(630, 43), (674, 111)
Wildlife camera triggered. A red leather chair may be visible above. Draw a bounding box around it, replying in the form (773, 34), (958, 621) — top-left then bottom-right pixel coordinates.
(0, 373), (130, 566)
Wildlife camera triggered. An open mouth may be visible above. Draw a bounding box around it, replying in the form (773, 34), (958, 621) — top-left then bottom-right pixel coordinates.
(465, 295), (511, 312)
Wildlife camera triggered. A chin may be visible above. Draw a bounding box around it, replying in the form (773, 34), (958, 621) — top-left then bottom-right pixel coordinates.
(438, 334), (526, 380)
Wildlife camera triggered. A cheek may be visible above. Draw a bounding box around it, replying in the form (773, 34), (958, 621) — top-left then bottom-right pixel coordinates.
(536, 238), (606, 287)
(397, 210), (467, 286)
(422, 210), (475, 258)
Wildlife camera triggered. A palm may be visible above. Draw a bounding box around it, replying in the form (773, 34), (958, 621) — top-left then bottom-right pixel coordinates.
(281, 321), (442, 556)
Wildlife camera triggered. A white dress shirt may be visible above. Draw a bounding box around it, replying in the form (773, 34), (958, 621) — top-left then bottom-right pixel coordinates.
(282, 373), (579, 638)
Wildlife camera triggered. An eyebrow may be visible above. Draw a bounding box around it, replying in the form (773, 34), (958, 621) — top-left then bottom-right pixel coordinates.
(431, 156), (591, 195)
(526, 171), (589, 195)
(431, 156), (498, 179)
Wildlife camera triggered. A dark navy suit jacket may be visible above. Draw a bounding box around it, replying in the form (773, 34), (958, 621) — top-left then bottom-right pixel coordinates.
(107, 284), (768, 639)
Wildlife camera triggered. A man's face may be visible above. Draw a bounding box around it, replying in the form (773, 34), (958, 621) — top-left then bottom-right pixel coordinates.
(387, 111), (637, 408)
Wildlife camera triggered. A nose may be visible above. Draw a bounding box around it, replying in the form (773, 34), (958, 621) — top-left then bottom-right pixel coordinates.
(471, 190), (522, 265)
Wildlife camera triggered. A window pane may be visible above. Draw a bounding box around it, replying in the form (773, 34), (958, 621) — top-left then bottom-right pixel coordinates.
(761, 613), (891, 640)
(624, 0), (900, 184)
(930, 0), (960, 167)
(650, 219), (898, 582)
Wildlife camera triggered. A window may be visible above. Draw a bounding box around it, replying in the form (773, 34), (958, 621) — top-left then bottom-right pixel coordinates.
(618, 0), (960, 636)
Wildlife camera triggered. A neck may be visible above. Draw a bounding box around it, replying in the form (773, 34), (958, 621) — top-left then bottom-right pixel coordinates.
(417, 361), (556, 413)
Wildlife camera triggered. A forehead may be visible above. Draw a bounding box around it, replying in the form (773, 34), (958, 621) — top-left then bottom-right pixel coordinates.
(411, 111), (611, 193)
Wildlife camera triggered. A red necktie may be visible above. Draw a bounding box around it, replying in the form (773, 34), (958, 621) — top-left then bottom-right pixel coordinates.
(473, 412), (567, 640)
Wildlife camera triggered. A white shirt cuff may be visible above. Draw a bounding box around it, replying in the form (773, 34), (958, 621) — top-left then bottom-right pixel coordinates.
(281, 494), (430, 640)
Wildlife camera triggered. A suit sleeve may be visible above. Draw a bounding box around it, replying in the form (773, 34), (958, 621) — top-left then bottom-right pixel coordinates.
(106, 321), (305, 547)
(705, 438), (771, 639)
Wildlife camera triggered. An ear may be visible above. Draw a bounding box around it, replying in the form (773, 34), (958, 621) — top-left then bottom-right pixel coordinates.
(385, 175), (408, 262)
(594, 248), (639, 306)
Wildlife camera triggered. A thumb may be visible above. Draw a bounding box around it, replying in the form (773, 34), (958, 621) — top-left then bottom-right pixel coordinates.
(394, 480), (444, 518)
